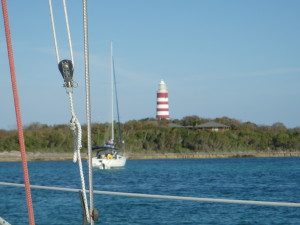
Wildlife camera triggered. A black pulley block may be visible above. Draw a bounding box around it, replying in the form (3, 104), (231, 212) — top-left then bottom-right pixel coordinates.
(58, 59), (74, 86)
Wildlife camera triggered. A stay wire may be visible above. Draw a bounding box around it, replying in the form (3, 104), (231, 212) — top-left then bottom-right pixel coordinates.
(82, 0), (95, 224)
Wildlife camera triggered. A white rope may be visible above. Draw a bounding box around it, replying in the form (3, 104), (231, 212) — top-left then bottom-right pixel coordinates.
(1, 182), (300, 208)
(48, 0), (74, 65)
(67, 91), (90, 223)
(48, 0), (90, 222)
(68, 92), (81, 162)
(62, 0), (74, 65)
(82, 0), (95, 224)
(48, 0), (60, 64)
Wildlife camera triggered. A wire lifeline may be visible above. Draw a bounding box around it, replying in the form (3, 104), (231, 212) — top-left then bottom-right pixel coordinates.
(82, 0), (95, 223)
(1, 182), (300, 208)
(1, 0), (36, 224)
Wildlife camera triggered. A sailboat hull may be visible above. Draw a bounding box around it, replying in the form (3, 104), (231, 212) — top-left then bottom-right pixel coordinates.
(92, 155), (126, 170)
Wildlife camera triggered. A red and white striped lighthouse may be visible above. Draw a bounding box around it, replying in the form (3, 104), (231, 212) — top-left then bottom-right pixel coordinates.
(156, 80), (170, 120)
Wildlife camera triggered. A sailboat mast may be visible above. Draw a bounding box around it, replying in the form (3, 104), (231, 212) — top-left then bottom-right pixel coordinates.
(110, 41), (114, 141)
(112, 47), (123, 150)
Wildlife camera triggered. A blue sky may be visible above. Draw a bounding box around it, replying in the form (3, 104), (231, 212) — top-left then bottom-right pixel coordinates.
(0, 0), (300, 129)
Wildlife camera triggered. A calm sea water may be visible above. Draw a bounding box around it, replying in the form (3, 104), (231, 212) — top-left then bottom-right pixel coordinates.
(0, 157), (300, 225)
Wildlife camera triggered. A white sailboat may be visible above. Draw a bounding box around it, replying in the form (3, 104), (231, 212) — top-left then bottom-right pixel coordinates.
(92, 43), (126, 170)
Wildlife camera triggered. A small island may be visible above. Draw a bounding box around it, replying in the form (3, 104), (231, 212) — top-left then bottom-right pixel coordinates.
(1, 116), (300, 161)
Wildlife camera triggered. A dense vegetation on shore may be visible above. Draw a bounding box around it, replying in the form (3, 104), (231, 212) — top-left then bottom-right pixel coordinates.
(1, 116), (300, 153)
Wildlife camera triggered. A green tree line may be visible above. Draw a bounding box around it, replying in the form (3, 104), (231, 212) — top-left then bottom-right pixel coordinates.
(1, 116), (300, 153)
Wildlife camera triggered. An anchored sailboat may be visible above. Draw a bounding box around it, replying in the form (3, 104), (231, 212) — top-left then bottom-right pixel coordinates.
(92, 43), (126, 170)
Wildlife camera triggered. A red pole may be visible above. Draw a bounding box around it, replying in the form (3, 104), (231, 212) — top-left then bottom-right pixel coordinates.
(1, 1), (35, 224)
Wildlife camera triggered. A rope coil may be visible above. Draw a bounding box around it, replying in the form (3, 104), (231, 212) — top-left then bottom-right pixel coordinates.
(68, 92), (90, 222)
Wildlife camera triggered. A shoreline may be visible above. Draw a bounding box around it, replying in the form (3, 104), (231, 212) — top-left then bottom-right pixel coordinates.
(0, 151), (300, 162)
